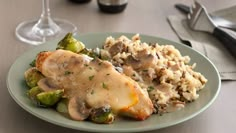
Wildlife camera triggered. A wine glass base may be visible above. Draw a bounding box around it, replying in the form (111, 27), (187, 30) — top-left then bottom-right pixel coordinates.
(15, 19), (77, 45)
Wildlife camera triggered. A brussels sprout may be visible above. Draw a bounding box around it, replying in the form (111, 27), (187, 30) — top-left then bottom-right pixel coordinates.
(80, 48), (101, 58)
(24, 67), (45, 88)
(36, 89), (64, 107)
(27, 86), (42, 104)
(89, 105), (115, 124)
(30, 59), (36, 67)
(56, 33), (85, 53)
(56, 98), (69, 114)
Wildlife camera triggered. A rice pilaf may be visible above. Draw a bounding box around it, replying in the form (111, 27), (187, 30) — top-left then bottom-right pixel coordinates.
(100, 34), (207, 114)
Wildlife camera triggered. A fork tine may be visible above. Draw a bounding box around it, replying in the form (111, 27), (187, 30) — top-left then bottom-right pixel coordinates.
(187, 1), (202, 28)
(194, 1), (203, 10)
(188, 1), (203, 20)
(192, 1), (202, 14)
(187, 0), (216, 32)
(194, 1), (201, 8)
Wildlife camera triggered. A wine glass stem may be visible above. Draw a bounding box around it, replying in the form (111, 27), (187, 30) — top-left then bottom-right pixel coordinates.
(42, 0), (51, 18)
(32, 0), (60, 37)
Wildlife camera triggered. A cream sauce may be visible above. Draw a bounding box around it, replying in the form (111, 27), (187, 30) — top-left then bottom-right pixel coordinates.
(40, 50), (153, 119)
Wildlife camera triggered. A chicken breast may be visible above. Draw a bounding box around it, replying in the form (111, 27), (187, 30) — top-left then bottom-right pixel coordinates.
(36, 50), (153, 120)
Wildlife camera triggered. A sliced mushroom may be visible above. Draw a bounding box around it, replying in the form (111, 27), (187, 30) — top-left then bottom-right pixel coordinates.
(68, 97), (91, 121)
(109, 41), (126, 57)
(141, 54), (156, 68)
(136, 49), (149, 58)
(125, 54), (156, 70)
(125, 55), (141, 69)
(37, 78), (60, 92)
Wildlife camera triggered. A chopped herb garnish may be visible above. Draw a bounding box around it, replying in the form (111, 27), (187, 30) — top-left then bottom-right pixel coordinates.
(89, 67), (92, 70)
(101, 56), (109, 60)
(89, 75), (94, 81)
(30, 59), (36, 67)
(64, 71), (73, 75)
(84, 64), (89, 67)
(102, 82), (108, 89)
(91, 90), (94, 95)
(142, 69), (148, 72)
(147, 86), (155, 92)
(98, 62), (102, 65)
(132, 73), (136, 77)
(106, 73), (110, 76)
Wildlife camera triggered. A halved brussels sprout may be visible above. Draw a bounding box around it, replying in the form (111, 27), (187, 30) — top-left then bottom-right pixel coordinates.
(24, 67), (45, 88)
(56, 33), (85, 53)
(80, 47), (101, 58)
(89, 105), (115, 124)
(36, 89), (64, 107)
(27, 86), (42, 104)
(56, 98), (69, 114)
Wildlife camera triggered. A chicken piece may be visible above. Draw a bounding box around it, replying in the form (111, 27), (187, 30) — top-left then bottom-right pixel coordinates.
(36, 50), (153, 120)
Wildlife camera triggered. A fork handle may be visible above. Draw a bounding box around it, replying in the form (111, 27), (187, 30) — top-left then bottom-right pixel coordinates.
(213, 27), (236, 58)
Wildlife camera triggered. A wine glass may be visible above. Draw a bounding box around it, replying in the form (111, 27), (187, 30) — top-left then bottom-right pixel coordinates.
(15, 0), (77, 45)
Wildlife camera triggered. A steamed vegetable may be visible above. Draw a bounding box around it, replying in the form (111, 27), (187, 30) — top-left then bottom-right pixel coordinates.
(27, 86), (42, 104)
(56, 98), (69, 114)
(56, 33), (85, 53)
(36, 89), (64, 107)
(80, 47), (101, 58)
(27, 86), (64, 107)
(30, 59), (36, 67)
(24, 67), (45, 88)
(89, 105), (115, 124)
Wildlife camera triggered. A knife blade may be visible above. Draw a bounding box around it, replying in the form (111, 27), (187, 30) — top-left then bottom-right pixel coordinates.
(175, 4), (236, 31)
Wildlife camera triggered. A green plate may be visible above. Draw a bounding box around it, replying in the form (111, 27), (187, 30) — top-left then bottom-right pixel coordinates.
(7, 32), (221, 132)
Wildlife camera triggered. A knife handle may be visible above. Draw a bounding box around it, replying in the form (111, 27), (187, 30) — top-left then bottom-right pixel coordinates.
(213, 27), (236, 58)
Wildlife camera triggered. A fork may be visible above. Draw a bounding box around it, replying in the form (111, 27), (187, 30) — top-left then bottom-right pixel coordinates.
(187, 1), (236, 58)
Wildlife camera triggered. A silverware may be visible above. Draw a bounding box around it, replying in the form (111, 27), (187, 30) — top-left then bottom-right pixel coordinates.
(187, 1), (236, 58)
(175, 3), (236, 31)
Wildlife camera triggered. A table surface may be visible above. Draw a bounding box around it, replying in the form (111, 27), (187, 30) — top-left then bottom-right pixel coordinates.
(1, 0), (236, 133)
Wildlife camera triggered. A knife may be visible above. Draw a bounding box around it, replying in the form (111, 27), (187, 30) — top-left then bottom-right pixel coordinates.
(175, 4), (236, 31)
